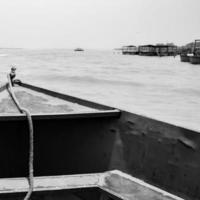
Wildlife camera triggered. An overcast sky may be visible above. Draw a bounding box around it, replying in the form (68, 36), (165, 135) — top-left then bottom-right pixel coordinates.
(0, 0), (199, 49)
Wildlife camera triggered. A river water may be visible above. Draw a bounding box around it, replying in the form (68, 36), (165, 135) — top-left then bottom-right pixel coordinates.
(0, 48), (200, 131)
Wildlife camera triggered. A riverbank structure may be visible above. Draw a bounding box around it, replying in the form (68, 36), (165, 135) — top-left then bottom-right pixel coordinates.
(155, 44), (177, 56)
(138, 45), (156, 56)
(121, 43), (177, 56)
(122, 45), (138, 55)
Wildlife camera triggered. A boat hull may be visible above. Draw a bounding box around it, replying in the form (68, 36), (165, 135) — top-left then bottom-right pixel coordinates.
(189, 56), (200, 64)
(0, 83), (200, 199)
(180, 55), (190, 62)
(122, 52), (138, 55)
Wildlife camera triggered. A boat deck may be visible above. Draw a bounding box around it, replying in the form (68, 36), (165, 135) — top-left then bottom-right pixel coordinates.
(0, 170), (183, 200)
(0, 83), (120, 120)
(0, 86), (96, 114)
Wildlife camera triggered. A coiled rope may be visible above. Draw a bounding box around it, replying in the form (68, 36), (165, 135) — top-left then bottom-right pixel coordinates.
(7, 74), (34, 200)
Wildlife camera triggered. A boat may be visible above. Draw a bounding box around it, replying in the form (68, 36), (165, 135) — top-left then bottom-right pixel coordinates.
(180, 54), (190, 62)
(74, 48), (84, 52)
(0, 73), (199, 199)
(189, 40), (200, 64)
(189, 55), (200, 64)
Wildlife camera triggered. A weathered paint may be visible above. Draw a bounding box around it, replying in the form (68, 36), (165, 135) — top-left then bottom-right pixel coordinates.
(0, 86), (97, 114)
(0, 173), (100, 194)
(0, 171), (183, 200)
(109, 111), (200, 199)
(102, 170), (183, 200)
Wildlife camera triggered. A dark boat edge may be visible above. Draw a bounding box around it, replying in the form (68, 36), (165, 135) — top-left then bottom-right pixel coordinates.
(189, 55), (200, 64)
(180, 54), (190, 62)
(0, 82), (121, 121)
(19, 82), (200, 132)
(0, 83), (200, 199)
(21, 82), (115, 111)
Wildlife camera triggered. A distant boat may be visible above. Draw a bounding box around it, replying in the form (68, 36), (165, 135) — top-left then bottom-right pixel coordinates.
(74, 48), (84, 52)
(180, 40), (200, 64)
(180, 54), (190, 62)
(189, 55), (200, 64)
(189, 39), (200, 64)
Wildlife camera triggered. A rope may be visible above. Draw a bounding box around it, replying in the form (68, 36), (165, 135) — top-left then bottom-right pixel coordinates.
(7, 74), (34, 200)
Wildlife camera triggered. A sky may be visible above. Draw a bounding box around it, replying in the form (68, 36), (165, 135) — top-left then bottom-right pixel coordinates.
(0, 0), (199, 49)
